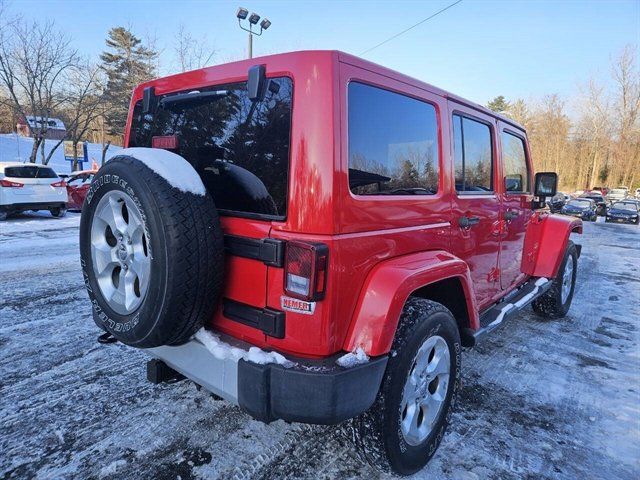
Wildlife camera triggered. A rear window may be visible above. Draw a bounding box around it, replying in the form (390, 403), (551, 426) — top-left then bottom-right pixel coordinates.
(4, 166), (58, 178)
(129, 77), (293, 219)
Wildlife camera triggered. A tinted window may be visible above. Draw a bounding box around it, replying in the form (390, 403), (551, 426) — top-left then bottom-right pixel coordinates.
(129, 77), (292, 218)
(348, 82), (439, 196)
(501, 131), (529, 192)
(4, 166), (58, 178)
(453, 115), (493, 192)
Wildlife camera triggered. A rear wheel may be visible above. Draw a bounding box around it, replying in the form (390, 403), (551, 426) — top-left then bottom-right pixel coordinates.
(80, 153), (224, 347)
(350, 298), (461, 475)
(50, 206), (67, 218)
(532, 241), (578, 319)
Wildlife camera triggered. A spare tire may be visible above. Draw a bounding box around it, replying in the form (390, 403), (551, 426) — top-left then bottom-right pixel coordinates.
(79, 151), (224, 348)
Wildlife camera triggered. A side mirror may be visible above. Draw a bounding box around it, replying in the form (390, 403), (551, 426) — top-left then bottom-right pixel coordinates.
(247, 64), (267, 101)
(534, 172), (558, 198)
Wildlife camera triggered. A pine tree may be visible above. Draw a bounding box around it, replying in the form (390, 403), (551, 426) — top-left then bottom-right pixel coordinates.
(100, 27), (157, 139)
(487, 95), (510, 113)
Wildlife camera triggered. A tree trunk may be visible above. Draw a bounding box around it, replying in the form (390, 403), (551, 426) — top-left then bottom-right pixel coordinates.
(101, 140), (111, 166)
(29, 137), (40, 163)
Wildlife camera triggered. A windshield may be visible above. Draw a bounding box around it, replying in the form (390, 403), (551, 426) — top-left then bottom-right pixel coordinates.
(612, 202), (637, 211)
(609, 189), (626, 195)
(129, 77), (293, 219)
(568, 199), (591, 208)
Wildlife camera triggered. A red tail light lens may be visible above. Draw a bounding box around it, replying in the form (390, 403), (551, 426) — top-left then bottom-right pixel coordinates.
(51, 180), (66, 188)
(284, 241), (329, 301)
(0, 179), (24, 188)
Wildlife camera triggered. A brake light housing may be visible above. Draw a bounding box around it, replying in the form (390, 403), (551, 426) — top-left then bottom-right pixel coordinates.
(0, 179), (24, 188)
(51, 180), (66, 188)
(284, 241), (329, 301)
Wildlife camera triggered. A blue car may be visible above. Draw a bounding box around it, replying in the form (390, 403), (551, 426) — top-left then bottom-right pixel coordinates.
(561, 198), (597, 221)
(605, 201), (640, 225)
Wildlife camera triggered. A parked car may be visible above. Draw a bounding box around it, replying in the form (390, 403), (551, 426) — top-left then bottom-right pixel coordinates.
(66, 169), (97, 211)
(607, 187), (628, 203)
(0, 162), (68, 220)
(605, 201), (640, 225)
(78, 51), (582, 475)
(579, 192), (607, 216)
(547, 191), (568, 213)
(562, 198), (597, 221)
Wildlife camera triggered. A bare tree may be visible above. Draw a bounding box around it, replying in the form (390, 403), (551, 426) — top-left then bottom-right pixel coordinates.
(60, 61), (104, 169)
(174, 24), (217, 73)
(0, 17), (78, 163)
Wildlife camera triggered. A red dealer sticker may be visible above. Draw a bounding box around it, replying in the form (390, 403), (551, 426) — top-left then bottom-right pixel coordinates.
(280, 296), (316, 315)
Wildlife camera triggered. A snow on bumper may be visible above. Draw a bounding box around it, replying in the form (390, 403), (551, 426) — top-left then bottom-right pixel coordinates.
(146, 332), (388, 425)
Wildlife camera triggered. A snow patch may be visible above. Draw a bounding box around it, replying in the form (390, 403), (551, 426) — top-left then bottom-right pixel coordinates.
(194, 328), (294, 368)
(99, 459), (127, 478)
(336, 347), (369, 368)
(115, 147), (206, 196)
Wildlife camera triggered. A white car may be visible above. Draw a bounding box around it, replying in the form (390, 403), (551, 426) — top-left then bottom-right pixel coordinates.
(635, 188), (640, 199)
(0, 162), (68, 220)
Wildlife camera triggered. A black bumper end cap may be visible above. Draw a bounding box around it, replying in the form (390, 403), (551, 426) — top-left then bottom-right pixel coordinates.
(237, 355), (388, 425)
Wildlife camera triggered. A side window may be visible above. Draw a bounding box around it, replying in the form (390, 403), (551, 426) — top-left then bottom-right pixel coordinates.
(348, 82), (439, 196)
(501, 131), (530, 193)
(452, 114), (493, 193)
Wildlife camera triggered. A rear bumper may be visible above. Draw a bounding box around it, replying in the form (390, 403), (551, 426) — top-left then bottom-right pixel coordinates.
(0, 202), (66, 213)
(147, 334), (387, 425)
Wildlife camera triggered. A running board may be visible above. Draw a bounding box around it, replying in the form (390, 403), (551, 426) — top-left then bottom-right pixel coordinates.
(469, 277), (552, 345)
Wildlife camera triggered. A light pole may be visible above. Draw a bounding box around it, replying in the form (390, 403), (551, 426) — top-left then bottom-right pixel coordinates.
(236, 7), (271, 59)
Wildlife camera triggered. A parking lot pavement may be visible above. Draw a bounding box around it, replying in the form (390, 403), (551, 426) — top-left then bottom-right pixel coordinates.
(1, 213), (638, 479)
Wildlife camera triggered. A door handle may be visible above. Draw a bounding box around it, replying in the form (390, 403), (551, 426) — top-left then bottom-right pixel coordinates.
(458, 216), (480, 228)
(504, 210), (520, 221)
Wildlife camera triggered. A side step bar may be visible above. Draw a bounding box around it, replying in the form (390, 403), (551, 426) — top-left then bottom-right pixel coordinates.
(463, 277), (552, 346)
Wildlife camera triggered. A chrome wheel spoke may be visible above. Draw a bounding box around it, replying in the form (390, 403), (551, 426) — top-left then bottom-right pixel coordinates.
(427, 346), (450, 378)
(93, 242), (117, 276)
(421, 395), (440, 427)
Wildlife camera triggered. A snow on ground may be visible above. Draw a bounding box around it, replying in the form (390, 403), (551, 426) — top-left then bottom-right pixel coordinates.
(1, 214), (639, 479)
(0, 134), (122, 175)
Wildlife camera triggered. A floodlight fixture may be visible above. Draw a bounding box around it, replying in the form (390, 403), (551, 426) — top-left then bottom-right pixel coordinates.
(248, 12), (261, 25)
(236, 7), (249, 19)
(260, 18), (271, 30)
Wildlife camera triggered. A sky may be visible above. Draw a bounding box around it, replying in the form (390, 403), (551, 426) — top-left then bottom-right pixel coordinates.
(5, 0), (640, 109)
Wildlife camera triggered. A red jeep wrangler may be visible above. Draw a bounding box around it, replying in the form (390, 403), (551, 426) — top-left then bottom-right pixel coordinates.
(80, 51), (582, 475)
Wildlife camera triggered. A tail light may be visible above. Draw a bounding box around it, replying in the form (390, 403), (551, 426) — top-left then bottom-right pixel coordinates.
(0, 179), (24, 188)
(284, 241), (329, 301)
(51, 180), (66, 188)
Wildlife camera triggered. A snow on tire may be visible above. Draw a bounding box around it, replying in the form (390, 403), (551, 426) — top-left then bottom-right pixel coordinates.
(79, 151), (224, 348)
(349, 298), (461, 476)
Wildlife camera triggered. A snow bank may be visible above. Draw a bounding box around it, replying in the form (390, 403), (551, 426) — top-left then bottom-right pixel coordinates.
(114, 147), (206, 196)
(336, 347), (369, 368)
(0, 133), (121, 173)
(194, 328), (294, 368)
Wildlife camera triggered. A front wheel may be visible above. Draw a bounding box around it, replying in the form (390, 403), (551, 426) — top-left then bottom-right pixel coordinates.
(532, 241), (578, 319)
(350, 298), (461, 475)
